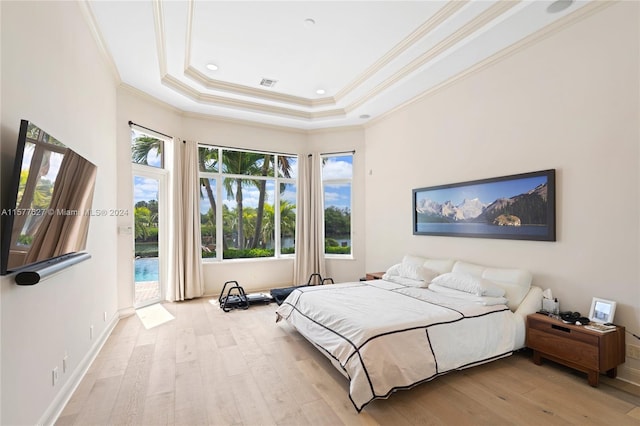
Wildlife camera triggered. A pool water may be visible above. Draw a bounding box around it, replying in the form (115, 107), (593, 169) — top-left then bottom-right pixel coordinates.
(135, 257), (159, 282)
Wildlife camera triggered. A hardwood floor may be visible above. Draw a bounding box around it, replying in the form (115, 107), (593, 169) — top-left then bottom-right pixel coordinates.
(56, 298), (640, 425)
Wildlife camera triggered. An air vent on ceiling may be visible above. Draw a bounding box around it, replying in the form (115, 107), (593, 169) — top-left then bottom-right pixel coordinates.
(259, 78), (278, 88)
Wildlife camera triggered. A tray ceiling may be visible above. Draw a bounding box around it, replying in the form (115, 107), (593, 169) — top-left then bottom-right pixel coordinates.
(84, 0), (600, 130)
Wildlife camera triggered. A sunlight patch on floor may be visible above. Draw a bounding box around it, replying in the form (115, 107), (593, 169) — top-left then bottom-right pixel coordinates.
(135, 303), (175, 329)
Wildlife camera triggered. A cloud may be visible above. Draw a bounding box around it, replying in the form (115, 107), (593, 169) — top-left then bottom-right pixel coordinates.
(322, 157), (352, 180)
(133, 177), (158, 203)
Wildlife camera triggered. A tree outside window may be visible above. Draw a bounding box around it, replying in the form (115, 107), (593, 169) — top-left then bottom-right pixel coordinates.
(322, 154), (353, 256)
(198, 147), (297, 260)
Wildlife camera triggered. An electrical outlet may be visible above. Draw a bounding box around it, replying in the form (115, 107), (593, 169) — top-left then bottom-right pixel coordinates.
(90, 325), (94, 340)
(626, 344), (640, 360)
(63, 353), (69, 373)
(52, 367), (58, 386)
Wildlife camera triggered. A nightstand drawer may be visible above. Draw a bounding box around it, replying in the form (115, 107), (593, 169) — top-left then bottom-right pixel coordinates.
(528, 317), (598, 346)
(527, 328), (598, 369)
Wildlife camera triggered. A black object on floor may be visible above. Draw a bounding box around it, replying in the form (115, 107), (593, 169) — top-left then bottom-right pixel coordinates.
(218, 280), (273, 312)
(270, 273), (334, 305)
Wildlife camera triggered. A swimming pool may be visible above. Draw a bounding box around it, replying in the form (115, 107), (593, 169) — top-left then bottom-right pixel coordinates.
(135, 257), (159, 282)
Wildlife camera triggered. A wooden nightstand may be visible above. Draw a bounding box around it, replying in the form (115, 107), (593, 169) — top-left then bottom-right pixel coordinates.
(526, 313), (625, 386)
(365, 272), (385, 280)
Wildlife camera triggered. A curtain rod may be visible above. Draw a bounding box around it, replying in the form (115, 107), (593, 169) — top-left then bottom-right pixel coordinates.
(198, 142), (296, 157)
(128, 121), (172, 140)
(308, 150), (356, 157)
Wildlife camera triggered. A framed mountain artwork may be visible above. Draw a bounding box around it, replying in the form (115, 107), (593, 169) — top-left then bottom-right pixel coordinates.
(412, 169), (556, 241)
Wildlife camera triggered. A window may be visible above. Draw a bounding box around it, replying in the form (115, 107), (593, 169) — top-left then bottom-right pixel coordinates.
(130, 128), (168, 307)
(322, 153), (353, 256)
(198, 146), (297, 260)
(131, 129), (164, 168)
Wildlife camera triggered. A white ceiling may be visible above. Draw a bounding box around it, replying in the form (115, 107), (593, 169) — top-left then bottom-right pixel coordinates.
(84, 0), (597, 130)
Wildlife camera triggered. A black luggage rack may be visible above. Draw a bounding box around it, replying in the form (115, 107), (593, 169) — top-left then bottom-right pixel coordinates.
(218, 280), (274, 312)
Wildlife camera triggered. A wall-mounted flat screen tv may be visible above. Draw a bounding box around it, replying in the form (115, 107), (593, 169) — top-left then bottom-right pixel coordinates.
(0, 120), (97, 280)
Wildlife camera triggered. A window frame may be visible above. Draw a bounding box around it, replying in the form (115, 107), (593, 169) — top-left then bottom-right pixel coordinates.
(198, 145), (298, 262)
(321, 152), (354, 259)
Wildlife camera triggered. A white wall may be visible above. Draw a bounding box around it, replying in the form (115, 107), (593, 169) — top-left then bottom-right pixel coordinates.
(0, 2), (118, 424)
(364, 2), (640, 381)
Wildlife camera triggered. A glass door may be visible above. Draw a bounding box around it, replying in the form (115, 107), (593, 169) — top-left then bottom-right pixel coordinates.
(133, 170), (166, 308)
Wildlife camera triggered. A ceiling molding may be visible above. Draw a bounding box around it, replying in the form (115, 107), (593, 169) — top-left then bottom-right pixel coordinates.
(334, 0), (468, 102)
(77, 0), (121, 84)
(152, 0), (167, 76)
(119, 83), (184, 115)
(183, 66), (336, 108)
(181, 110), (311, 135)
(347, 0), (521, 113)
(367, 0), (615, 130)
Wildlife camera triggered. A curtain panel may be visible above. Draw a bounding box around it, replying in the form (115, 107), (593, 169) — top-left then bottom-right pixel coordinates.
(293, 152), (326, 284)
(168, 138), (204, 301)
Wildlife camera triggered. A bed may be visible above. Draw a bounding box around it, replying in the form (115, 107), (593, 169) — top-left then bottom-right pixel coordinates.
(275, 256), (543, 411)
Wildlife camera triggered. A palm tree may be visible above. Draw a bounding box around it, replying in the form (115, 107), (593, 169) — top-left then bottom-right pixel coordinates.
(198, 146), (218, 233)
(134, 206), (152, 240)
(250, 155), (293, 249)
(280, 199), (296, 238)
(131, 135), (163, 166)
(222, 151), (262, 249)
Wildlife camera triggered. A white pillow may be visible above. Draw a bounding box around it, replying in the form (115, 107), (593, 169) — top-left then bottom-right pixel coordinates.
(383, 261), (439, 284)
(430, 272), (505, 297)
(428, 284), (509, 306)
(383, 263), (401, 278)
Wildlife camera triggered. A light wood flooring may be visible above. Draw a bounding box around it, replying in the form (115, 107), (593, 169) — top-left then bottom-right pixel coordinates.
(56, 298), (640, 425)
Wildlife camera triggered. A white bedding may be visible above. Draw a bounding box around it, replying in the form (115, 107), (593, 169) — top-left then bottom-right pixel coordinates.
(275, 279), (518, 411)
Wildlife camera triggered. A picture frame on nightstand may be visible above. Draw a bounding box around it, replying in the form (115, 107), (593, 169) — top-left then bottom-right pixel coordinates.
(589, 297), (617, 324)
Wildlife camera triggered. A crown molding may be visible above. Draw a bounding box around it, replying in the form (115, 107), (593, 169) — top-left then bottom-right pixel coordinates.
(335, 0), (468, 102)
(183, 66), (336, 108)
(120, 82), (361, 134)
(349, 0), (520, 113)
(118, 83), (184, 115)
(181, 110), (309, 134)
(152, 0), (167, 76)
(77, 0), (122, 85)
(367, 0), (614, 130)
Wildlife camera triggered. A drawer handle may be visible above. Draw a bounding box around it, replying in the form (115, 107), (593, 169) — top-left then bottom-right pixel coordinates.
(552, 324), (570, 333)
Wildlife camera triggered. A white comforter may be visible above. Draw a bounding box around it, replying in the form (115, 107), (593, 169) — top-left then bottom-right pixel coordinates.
(275, 280), (517, 411)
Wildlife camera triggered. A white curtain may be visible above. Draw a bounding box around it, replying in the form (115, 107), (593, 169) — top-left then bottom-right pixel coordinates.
(168, 138), (204, 301)
(293, 153), (326, 284)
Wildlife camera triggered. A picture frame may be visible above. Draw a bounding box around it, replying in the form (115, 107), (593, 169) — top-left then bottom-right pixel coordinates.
(588, 297), (617, 324)
(413, 169), (556, 241)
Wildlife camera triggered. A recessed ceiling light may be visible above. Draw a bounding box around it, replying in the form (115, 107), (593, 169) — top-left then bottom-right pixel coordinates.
(304, 18), (316, 26)
(546, 0), (573, 14)
(316, 89), (326, 95)
(206, 63), (218, 71)
(359, 114), (371, 120)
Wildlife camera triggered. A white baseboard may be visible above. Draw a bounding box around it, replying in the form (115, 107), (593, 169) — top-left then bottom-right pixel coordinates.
(119, 306), (136, 318)
(38, 314), (119, 426)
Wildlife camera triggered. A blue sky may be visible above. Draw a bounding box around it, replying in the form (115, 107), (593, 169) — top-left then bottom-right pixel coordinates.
(416, 175), (547, 205)
(133, 176), (158, 204)
(322, 155), (353, 210)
